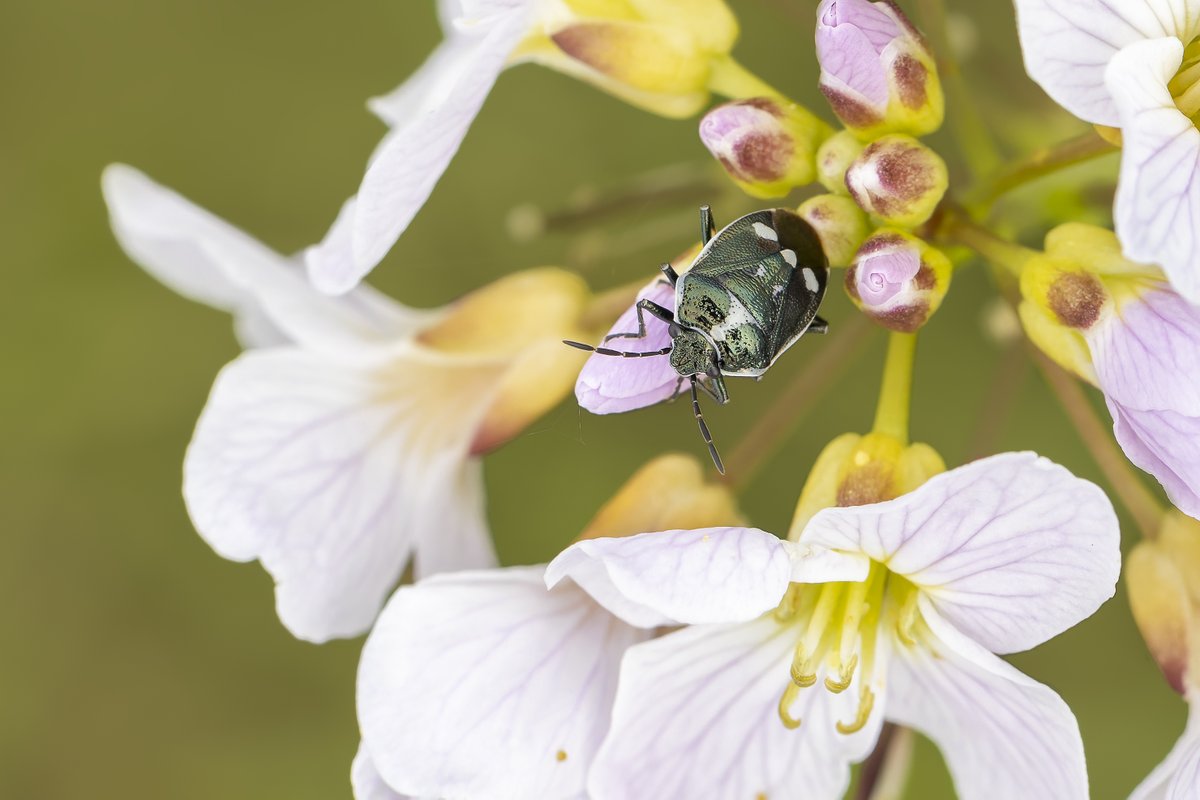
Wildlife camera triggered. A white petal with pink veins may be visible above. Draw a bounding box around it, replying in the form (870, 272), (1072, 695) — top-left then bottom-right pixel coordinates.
(887, 601), (1089, 800)
(103, 165), (436, 352)
(800, 452), (1120, 654)
(574, 279), (683, 414)
(546, 527), (797, 628)
(1108, 36), (1200, 304)
(1014, 0), (1199, 126)
(588, 617), (880, 800)
(351, 744), (411, 800)
(357, 567), (645, 800)
(184, 347), (501, 642)
(1109, 398), (1200, 519)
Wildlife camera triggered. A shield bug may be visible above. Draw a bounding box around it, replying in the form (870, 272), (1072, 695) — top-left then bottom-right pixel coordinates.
(567, 205), (829, 473)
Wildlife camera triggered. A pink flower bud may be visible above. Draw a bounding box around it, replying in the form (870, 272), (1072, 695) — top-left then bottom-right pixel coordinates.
(815, 0), (943, 136)
(846, 230), (951, 331)
(844, 134), (947, 227)
(699, 98), (830, 198)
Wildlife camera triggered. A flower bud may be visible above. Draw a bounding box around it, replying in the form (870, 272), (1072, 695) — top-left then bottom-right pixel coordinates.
(788, 432), (944, 538)
(815, 0), (944, 137)
(815, 130), (865, 195)
(578, 453), (745, 540)
(846, 230), (951, 332)
(1128, 512), (1200, 695)
(699, 98), (832, 198)
(797, 194), (871, 268)
(520, 0), (740, 118)
(844, 134), (948, 228)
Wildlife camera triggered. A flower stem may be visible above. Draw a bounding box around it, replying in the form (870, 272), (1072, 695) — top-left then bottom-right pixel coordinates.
(854, 723), (916, 800)
(872, 332), (917, 444)
(939, 212), (1037, 279)
(964, 128), (1117, 210)
(1030, 347), (1166, 539)
(707, 55), (786, 101)
(914, 0), (1001, 180)
(723, 315), (874, 489)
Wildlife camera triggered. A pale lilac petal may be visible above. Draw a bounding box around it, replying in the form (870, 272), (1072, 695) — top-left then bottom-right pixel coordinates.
(575, 279), (681, 414)
(887, 601), (1089, 800)
(545, 527), (794, 627)
(1090, 288), (1200, 410)
(1131, 699), (1200, 800)
(815, 1), (891, 108)
(184, 347), (501, 642)
(103, 165), (435, 353)
(306, 9), (531, 295)
(357, 568), (645, 800)
(1109, 399), (1200, 519)
(1014, 0), (1197, 126)
(352, 745), (411, 800)
(801, 452), (1120, 654)
(588, 617), (881, 800)
(1108, 37), (1200, 304)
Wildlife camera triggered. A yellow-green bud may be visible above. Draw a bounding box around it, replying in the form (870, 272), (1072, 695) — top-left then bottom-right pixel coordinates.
(815, 130), (865, 196)
(845, 229), (952, 332)
(797, 194), (871, 268)
(844, 134), (948, 228)
(699, 98), (831, 198)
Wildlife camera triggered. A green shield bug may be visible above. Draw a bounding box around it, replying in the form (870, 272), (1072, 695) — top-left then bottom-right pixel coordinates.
(567, 205), (829, 473)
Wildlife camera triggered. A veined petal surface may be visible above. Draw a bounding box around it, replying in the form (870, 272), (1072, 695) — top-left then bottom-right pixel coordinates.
(1109, 398), (1200, 519)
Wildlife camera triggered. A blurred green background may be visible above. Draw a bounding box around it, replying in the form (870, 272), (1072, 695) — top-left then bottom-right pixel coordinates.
(0, 1), (1179, 797)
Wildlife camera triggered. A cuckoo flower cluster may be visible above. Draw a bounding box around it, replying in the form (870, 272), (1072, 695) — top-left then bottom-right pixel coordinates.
(104, 0), (1200, 798)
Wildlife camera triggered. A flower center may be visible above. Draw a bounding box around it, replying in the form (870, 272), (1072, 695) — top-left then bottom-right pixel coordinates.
(772, 562), (921, 734)
(1169, 37), (1200, 122)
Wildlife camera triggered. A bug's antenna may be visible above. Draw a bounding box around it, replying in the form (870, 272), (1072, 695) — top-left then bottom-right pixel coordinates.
(690, 378), (725, 474)
(563, 340), (673, 358)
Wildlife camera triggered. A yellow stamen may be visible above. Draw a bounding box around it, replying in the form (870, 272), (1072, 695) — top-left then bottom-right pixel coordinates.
(777, 683), (804, 730)
(823, 653), (857, 693)
(893, 583), (920, 646)
(789, 582), (841, 686)
(836, 686), (876, 735)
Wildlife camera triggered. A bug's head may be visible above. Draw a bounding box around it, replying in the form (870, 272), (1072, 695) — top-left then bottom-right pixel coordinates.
(669, 328), (717, 377)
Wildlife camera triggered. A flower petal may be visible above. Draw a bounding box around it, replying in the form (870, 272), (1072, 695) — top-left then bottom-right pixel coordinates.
(184, 347), (501, 642)
(545, 527), (794, 627)
(1109, 398), (1200, 519)
(1014, 0), (1196, 126)
(1090, 287), (1200, 410)
(306, 9), (531, 294)
(1131, 699), (1200, 800)
(588, 617), (879, 800)
(103, 165), (434, 353)
(357, 567), (645, 800)
(886, 601), (1089, 800)
(574, 279), (682, 414)
(801, 452), (1120, 654)
(1108, 37), (1200, 303)
(351, 744), (410, 800)
(410, 460), (495, 579)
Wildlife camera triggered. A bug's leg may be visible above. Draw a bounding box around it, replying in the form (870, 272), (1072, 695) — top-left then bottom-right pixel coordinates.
(702, 370), (730, 405)
(659, 262), (679, 285)
(691, 378), (725, 474)
(699, 205), (716, 244)
(808, 315), (830, 335)
(603, 299), (676, 342)
(666, 375), (687, 403)
(563, 341), (674, 358)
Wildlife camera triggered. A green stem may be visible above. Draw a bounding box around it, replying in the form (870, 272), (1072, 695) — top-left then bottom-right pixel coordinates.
(914, 0), (1001, 179)
(723, 315), (874, 489)
(1029, 347), (1166, 540)
(855, 724), (916, 800)
(872, 332), (917, 444)
(964, 128), (1117, 210)
(707, 55), (787, 101)
(939, 212), (1037, 279)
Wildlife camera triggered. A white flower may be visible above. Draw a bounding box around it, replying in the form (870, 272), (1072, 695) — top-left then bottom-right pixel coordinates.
(1014, 0), (1200, 302)
(548, 452), (1121, 800)
(354, 454), (743, 800)
(305, 0), (740, 295)
(103, 164), (590, 642)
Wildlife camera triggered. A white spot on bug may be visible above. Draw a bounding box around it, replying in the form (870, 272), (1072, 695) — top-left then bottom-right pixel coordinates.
(752, 222), (778, 242)
(709, 297), (753, 342)
(781, 249), (797, 267)
(803, 267), (819, 293)
(754, 264), (768, 278)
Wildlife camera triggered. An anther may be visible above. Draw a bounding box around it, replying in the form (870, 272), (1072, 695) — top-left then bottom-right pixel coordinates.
(823, 654), (858, 693)
(790, 656), (818, 688)
(835, 686), (876, 735)
(777, 684), (804, 730)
